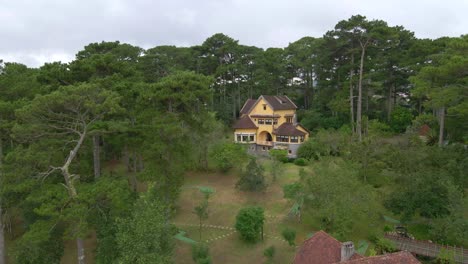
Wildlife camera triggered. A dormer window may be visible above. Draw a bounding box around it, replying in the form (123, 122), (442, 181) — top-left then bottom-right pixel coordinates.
(286, 117), (293, 123)
(263, 104), (267, 110)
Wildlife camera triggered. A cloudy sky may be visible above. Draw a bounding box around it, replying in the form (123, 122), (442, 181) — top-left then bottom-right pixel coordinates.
(1, 0), (467, 67)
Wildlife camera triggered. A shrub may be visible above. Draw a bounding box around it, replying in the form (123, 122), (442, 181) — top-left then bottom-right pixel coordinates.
(281, 227), (296, 246)
(390, 107), (413, 133)
(236, 158), (267, 192)
(191, 243), (211, 264)
(209, 142), (248, 172)
(263, 246), (275, 261)
(294, 158), (307, 166)
(235, 206), (265, 242)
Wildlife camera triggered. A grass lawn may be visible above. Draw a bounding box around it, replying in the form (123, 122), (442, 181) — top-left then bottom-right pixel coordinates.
(172, 159), (309, 263)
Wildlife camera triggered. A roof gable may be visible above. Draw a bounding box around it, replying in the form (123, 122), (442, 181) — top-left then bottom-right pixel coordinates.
(240, 99), (257, 115)
(293, 231), (343, 264)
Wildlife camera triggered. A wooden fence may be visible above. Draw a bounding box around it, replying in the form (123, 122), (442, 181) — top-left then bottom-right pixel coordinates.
(384, 233), (468, 263)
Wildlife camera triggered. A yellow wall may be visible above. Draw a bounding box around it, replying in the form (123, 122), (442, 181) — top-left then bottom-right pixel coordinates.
(234, 96), (310, 143)
(297, 126), (310, 140)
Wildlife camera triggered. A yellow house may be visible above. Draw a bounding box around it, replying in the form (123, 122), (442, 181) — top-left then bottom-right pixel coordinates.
(233, 95), (310, 157)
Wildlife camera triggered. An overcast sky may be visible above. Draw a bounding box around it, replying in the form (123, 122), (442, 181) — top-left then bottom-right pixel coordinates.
(1, 0), (467, 67)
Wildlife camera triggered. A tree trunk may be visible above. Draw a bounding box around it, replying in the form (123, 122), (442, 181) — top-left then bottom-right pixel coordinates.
(77, 237), (85, 264)
(123, 145), (130, 172)
(438, 107), (445, 147)
(0, 139), (5, 264)
(92, 135), (100, 179)
(349, 54), (355, 134)
(357, 44), (366, 142)
(61, 131), (87, 264)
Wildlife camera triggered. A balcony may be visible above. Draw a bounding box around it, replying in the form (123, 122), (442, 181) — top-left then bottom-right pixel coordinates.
(256, 140), (273, 146)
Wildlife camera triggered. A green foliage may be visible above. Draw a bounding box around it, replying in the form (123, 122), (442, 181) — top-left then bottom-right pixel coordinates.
(281, 227), (296, 246)
(263, 246), (275, 262)
(367, 119), (392, 136)
(235, 206), (265, 242)
(370, 237), (397, 255)
(389, 107), (413, 133)
(209, 142), (248, 172)
(304, 159), (381, 239)
(436, 248), (456, 264)
(115, 187), (175, 263)
(297, 129), (351, 160)
(192, 244), (212, 264)
(294, 158), (307, 166)
(236, 158), (267, 192)
(283, 182), (304, 200)
(11, 221), (64, 264)
(269, 149), (287, 182)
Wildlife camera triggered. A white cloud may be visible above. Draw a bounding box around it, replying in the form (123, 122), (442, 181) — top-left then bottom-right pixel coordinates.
(1, 0), (466, 67)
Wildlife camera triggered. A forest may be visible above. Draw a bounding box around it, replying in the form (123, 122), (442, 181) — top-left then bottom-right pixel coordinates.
(0, 15), (467, 264)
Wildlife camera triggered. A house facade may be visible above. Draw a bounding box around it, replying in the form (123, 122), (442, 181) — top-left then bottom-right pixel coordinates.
(233, 95), (309, 157)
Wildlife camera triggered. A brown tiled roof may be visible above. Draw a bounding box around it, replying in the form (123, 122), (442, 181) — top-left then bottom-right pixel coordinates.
(293, 231), (362, 264)
(274, 123), (306, 136)
(240, 99), (257, 115)
(339, 251), (421, 264)
(233, 116), (257, 129)
(262, 95), (297, 110)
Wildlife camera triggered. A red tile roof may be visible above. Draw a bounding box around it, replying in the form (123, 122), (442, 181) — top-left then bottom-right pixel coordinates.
(293, 231), (362, 264)
(339, 251), (420, 264)
(232, 116), (257, 129)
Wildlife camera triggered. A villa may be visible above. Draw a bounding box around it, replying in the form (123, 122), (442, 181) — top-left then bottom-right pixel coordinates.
(233, 95), (309, 157)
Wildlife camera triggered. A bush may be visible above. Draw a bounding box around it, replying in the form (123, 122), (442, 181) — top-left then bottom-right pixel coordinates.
(263, 246), (275, 262)
(192, 243), (211, 264)
(390, 107), (413, 133)
(281, 227), (296, 246)
(294, 158), (307, 166)
(235, 206), (265, 242)
(209, 142), (248, 172)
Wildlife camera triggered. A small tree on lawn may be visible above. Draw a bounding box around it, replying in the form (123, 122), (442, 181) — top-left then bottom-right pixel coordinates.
(209, 142), (247, 172)
(281, 227), (296, 246)
(269, 149), (287, 182)
(236, 158), (267, 192)
(235, 206), (265, 242)
(193, 189), (212, 241)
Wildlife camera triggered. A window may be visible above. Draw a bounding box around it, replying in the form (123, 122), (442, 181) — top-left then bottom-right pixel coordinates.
(236, 133), (255, 143)
(291, 136), (298, 143)
(258, 119), (265, 125)
(288, 150), (292, 154)
(300, 136), (305, 142)
(237, 135), (241, 142)
(263, 104), (267, 110)
(286, 117), (293, 123)
(242, 135), (248, 142)
(273, 119), (278, 125)
(278, 135), (289, 142)
(265, 119), (272, 125)
(249, 135), (254, 142)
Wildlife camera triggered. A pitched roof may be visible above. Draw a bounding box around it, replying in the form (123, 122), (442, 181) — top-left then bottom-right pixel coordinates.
(339, 251), (420, 264)
(240, 99), (257, 115)
(293, 231), (362, 264)
(262, 95), (297, 110)
(232, 116), (257, 129)
(274, 123), (307, 136)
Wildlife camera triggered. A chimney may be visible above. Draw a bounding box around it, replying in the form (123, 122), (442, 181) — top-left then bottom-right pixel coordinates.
(341, 241), (355, 262)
